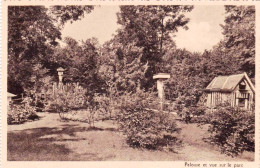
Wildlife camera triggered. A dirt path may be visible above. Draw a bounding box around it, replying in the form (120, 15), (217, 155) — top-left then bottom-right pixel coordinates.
(7, 112), (253, 161)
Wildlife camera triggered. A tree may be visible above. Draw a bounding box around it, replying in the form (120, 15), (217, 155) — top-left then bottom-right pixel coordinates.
(8, 6), (61, 94)
(221, 5), (255, 78)
(163, 49), (208, 103)
(8, 6), (95, 95)
(202, 5), (255, 83)
(109, 5), (193, 90)
(205, 41), (241, 78)
(163, 5), (256, 116)
(100, 35), (148, 94)
(49, 5), (94, 26)
(53, 37), (104, 95)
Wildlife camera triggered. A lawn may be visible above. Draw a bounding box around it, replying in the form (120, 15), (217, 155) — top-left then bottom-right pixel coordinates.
(7, 112), (254, 161)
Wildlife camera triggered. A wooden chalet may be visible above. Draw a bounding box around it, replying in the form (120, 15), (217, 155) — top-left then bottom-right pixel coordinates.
(204, 72), (255, 110)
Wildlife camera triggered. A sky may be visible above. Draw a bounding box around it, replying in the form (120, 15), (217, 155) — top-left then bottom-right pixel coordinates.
(61, 6), (121, 45)
(174, 6), (225, 52)
(61, 5), (225, 53)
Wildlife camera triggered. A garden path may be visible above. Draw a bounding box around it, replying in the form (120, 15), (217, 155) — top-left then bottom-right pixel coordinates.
(7, 112), (253, 161)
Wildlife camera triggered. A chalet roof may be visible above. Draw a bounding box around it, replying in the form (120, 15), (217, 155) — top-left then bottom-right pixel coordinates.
(205, 72), (255, 93)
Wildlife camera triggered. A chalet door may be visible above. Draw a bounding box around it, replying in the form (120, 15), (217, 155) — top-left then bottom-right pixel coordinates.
(237, 93), (250, 109)
(238, 98), (246, 108)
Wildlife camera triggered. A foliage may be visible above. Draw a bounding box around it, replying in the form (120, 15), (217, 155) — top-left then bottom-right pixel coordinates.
(8, 6), (61, 95)
(53, 37), (105, 94)
(160, 49), (210, 122)
(221, 5), (255, 78)
(160, 6), (255, 117)
(8, 97), (39, 125)
(116, 56), (148, 93)
(8, 6), (95, 95)
(197, 6), (255, 81)
(99, 6), (193, 92)
(161, 5), (255, 116)
(177, 105), (206, 123)
(44, 83), (103, 127)
(101, 38), (148, 94)
(117, 90), (180, 151)
(27, 64), (53, 104)
(45, 83), (86, 114)
(203, 103), (254, 156)
(50, 5), (94, 26)
(117, 6), (193, 60)
(94, 94), (116, 120)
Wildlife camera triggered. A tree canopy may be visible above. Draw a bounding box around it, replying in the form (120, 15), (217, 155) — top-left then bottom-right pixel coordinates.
(8, 5), (255, 111)
(221, 5), (255, 78)
(8, 6), (61, 94)
(100, 5), (193, 92)
(49, 6), (94, 26)
(8, 6), (95, 94)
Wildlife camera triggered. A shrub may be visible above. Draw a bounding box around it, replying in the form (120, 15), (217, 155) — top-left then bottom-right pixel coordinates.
(94, 94), (116, 120)
(8, 97), (39, 125)
(44, 83), (102, 127)
(174, 96), (206, 123)
(117, 90), (180, 151)
(182, 105), (206, 123)
(204, 103), (254, 156)
(44, 83), (86, 115)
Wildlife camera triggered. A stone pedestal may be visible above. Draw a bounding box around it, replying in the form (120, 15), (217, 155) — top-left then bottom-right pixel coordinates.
(153, 73), (170, 111)
(156, 79), (164, 101)
(57, 67), (65, 86)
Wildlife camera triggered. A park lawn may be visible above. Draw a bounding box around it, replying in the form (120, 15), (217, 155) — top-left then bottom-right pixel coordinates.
(7, 112), (254, 161)
(177, 121), (254, 161)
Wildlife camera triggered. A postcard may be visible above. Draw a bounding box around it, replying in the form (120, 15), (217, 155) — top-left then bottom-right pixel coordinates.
(1, 1), (259, 168)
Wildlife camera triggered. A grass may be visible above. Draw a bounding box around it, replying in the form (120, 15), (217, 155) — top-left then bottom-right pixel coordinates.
(177, 121), (254, 161)
(8, 125), (116, 160)
(7, 112), (254, 161)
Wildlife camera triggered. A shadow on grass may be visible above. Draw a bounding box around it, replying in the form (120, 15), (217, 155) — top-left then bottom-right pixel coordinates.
(8, 124), (117, 161)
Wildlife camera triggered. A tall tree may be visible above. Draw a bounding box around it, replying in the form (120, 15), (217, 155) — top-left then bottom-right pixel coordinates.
(53, 37), (104, 94)
(115, 5), (193, 89)
(49, 5), (94, 26)
(221, 5), (255, 78)
(100, 34), (148, 94)
(8, 6), (95, 94)
(8, 6), (61, 94)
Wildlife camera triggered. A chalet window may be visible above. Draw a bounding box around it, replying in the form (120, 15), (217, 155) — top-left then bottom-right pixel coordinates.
(238, 98), (246, 107)
(239, 81), (246, 90)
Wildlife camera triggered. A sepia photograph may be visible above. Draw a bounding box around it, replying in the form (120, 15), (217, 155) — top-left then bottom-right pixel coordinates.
(6, 4), (255, 162)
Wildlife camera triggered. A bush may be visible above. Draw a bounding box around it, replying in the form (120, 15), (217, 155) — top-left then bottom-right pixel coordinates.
(173, 95), (206, 123)
(182, 105), (207, 123)
(44, 83), (102, 127)
(204, 103), (254, 156)
(8, 97), (39, 125)
(94, 94), (116, 120)
(117, 90), (180, 151)
(44, 83), (86, 115)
